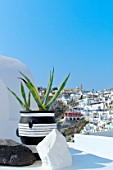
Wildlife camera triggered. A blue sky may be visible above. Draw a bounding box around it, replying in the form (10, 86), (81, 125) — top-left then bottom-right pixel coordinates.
(0, 0), (113, 91)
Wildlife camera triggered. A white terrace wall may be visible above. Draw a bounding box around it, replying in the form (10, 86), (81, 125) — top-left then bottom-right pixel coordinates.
(0, 56), (36, 141)
(74, 134), (113, 160)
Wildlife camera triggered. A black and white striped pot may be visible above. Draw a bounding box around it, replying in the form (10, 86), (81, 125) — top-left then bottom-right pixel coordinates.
(16, 111), (57, 145)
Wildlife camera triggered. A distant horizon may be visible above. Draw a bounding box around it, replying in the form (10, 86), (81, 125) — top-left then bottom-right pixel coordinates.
(37, 83), (113, 92)
(0, 0), (113, 91)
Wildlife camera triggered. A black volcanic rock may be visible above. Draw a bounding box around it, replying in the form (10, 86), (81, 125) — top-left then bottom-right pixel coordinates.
(0, 139), (36, 166)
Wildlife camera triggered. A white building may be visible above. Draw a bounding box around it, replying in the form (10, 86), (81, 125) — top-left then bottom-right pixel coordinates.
(0, 56), (36, 141)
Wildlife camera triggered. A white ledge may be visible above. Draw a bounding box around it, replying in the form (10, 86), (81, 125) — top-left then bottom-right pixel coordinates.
(74, 134), (113, 160)
(0, 142), (113, 170)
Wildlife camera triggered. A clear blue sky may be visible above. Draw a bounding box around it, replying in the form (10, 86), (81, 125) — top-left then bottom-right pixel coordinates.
(0, 0), (113, 91)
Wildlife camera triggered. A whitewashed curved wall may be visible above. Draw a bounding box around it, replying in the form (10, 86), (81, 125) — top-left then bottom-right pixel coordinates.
(0, 56), (36, 141)
(0, 79), (9, 120)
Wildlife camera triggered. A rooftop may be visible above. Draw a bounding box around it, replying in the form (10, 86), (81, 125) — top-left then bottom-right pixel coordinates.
(1, 141), (113, 170)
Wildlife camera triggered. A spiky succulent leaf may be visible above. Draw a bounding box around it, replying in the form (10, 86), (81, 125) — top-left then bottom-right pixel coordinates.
(7, 87), (25, 110)
(19, 71), (34, 87)
(43, 67), (54, 106)
(21, 82), (27, 107)
(19, 76), (46, 111)
(27, 92), (31, 110)
(45, 73), (70, 110)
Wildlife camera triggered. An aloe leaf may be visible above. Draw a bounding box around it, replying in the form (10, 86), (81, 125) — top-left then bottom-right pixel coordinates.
(7, 87), (25, 110)
(43, 67), (54, 106)
(21, 82), (27, 108)
(45, 73), (70, 109)
(20, 77), (46, 111)
(19, 71), (34, 87)
(27, 92), (31, 110)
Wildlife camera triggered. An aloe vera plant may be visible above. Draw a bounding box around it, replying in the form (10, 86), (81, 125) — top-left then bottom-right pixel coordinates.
(8, 83), (31, 111)
(8, 68), (70, 111)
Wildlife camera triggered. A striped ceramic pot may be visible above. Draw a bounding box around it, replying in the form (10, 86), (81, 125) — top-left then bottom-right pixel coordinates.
(16, 111), (57, 145)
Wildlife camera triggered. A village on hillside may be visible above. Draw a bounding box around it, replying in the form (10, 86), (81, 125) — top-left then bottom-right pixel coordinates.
(38, 85), (113, 140)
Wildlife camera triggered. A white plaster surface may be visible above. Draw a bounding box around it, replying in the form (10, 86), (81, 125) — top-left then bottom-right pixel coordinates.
(0, 56), (36, 141)
(0, 142), (113, 170)
(36, 129), (72, 170)
(74, 134), (113, 160)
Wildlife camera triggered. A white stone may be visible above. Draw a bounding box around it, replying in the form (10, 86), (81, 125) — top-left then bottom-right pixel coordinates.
(0, 56), (36, 141)
(36, 129), (72, 170)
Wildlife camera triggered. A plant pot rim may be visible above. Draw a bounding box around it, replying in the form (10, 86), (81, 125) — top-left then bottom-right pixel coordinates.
(20, 110), (54, 113)
(20, 111), (55, 117)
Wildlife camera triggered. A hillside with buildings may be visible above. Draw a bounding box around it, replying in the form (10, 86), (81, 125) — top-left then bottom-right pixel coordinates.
(38, 86), (113, 141)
